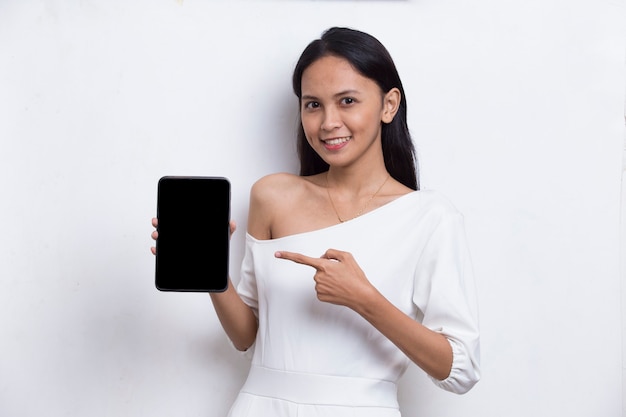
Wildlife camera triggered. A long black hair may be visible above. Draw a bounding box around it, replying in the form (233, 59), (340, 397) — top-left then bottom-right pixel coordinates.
(292, 27), (419, 191)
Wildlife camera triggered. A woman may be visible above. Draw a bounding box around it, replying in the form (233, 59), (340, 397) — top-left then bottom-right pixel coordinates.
(153, 27), (480, 416)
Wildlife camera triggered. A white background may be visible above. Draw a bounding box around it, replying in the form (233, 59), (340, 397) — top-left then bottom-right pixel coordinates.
(1, 1), (625, 416)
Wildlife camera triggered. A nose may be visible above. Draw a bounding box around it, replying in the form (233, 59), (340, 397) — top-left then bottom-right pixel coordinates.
(321, 106), (342, 131)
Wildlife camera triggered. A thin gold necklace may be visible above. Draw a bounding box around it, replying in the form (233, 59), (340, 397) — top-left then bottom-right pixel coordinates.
(325, 173), (390, 223)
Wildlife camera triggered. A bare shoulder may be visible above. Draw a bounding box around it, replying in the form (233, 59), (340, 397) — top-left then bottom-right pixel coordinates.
(248, 172), (318, 239)
(250, 172), (303, 197)
(249, 172), (314, 209)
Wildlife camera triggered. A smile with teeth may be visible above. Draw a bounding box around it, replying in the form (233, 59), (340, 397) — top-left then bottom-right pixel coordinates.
(323, 136), (351, 146)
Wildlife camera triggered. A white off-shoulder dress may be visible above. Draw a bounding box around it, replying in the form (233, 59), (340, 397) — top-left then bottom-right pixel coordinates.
(228, 191), (480, 417)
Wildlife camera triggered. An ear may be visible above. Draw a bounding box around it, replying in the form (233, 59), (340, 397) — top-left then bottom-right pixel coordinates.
(381, 88), (401, 124)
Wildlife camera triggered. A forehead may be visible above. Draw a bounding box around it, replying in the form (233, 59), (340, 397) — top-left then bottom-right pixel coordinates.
(300, 55), (380, 96)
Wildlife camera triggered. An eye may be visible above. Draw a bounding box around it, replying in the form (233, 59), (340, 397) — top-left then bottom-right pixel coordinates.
(341, 97), (355, 105)
(304, 101), (320, 110)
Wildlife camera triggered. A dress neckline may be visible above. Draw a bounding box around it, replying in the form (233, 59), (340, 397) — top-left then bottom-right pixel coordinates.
(247, 190), (420, 244)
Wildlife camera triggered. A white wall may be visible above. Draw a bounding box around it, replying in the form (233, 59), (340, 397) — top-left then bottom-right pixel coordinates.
(1, 1), (624, 416)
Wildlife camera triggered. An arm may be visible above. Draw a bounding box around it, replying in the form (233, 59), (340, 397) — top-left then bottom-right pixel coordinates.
(353, 285), (453, 381)
(209, 276), (258, 351)
(151, 218), (258, 351)
(275, 249), (452, 380)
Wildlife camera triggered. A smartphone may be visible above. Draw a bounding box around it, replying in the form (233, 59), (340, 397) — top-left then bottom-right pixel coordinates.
(155, 176), (230, 292)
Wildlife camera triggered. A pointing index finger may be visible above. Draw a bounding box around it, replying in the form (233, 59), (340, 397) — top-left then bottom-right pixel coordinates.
(275, 251), (325, 270)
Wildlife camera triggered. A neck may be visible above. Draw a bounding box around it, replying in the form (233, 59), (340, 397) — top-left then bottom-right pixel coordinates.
(325, 169), (390, 223)
(326, 164), (389, 196)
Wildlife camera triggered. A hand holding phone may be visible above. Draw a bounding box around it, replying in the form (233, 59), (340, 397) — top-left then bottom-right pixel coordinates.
(154, 176), (230, 292)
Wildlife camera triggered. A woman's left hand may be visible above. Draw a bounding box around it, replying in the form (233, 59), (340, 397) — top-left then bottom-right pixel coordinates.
(275, 249), (376, 309)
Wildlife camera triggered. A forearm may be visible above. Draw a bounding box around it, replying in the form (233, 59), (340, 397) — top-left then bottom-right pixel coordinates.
(210, 278), (258, 351)
(354, 289), (453, 381)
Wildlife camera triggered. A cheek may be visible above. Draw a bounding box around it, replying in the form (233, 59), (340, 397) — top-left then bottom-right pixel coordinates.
(351, 109), (382, 130)
(301, 115), (318, 139)
(345, 112), (376, 133)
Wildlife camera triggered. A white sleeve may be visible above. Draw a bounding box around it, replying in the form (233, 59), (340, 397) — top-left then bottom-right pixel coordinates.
(412, 212), (481, 394)
(236, 234), (259, 318)
(230, 234), (258, 357)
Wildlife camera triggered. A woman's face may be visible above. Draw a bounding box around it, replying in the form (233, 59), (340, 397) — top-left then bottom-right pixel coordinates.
(299, 55), (397, 169)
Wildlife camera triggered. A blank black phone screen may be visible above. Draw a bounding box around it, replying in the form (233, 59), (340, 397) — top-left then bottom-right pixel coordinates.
(155, 176), (230, 292)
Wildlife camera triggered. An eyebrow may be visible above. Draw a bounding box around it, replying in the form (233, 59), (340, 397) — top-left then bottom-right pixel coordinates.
(301, 89), (361, 101)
